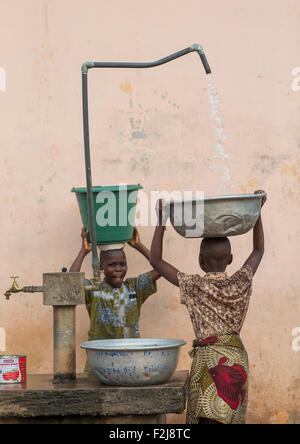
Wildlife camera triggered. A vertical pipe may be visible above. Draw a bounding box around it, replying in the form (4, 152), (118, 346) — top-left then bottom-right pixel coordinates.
(53, 306), (76, 382)
(82, 72), (100, 270)
(198, 52), (211, 75)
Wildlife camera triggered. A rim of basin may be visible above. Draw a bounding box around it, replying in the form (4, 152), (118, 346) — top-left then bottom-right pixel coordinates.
(80, 338), (187, 351)
(168, 192), (266, 205)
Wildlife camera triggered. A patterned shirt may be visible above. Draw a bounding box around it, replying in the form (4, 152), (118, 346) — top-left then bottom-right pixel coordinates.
(177, 265), (253, 339)
(85, 271), (157, 340)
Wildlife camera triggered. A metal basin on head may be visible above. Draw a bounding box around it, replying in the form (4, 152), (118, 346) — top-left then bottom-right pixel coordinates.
(80, 338), (186, 386)
(169, 192), (266, 238)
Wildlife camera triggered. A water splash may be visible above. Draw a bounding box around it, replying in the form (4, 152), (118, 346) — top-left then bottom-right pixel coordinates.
(207, 73), (231, 194)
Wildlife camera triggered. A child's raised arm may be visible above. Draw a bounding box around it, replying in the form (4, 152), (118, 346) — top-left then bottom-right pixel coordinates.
(150, 200), (180, 287)
(127, 227), (161, 282)
(243, 190), (266, 275)
(69, 227), (91, 272)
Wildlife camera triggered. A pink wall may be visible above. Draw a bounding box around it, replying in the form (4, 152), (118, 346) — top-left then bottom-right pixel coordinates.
(0, 0), (299, 423)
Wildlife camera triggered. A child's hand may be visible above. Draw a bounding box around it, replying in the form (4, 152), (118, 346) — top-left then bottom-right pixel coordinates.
(155, 199), (169, 226)
(128, 227), (140, 247)
(254, 190), (267, 207)
(81, 227), (92, 254)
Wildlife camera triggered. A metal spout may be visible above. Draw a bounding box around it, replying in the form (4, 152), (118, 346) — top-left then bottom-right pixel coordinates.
(4, 276), (23, 300)
(189, 44), (211, 74)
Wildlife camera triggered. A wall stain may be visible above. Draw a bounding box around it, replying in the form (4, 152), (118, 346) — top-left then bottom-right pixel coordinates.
(161, 91), (180, 109)
(237, 176), (259, 194)
(120, 80), (132, 95)
(129, 155), (150, 177)
(120, 80), (149, 139)
(252, 154), (289, 176)
(280, 162), (300, 183)
(130, 129), (147, 140)
(280, 161), (300, 203)
(45, 144), (60, 160)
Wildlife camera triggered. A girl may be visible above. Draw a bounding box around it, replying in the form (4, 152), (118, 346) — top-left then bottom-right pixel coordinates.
(150, 191), (266, 424)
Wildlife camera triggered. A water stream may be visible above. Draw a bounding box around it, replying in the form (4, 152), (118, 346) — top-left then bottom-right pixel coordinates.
(207, 73), (232, 194)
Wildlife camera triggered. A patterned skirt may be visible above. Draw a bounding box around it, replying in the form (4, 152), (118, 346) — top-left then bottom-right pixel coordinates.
(186, 333), (249, 424)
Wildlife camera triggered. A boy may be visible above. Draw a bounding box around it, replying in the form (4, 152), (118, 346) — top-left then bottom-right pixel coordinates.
(70, 227), (160, 369)
(150, 191), (266, 424)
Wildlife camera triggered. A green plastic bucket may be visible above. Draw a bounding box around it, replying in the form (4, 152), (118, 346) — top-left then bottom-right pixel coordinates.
(71, 184), (142, 245)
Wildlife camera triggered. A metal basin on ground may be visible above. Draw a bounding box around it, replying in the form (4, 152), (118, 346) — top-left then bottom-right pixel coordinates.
(80, 338), (186, 386)
(169, 192), (266, 238)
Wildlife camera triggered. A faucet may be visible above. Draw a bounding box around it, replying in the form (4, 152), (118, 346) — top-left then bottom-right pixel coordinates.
(4, 276), (43, 300)
(4, 276), (23, 300)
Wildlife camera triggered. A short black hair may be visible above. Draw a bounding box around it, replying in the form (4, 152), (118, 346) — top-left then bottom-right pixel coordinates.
(100, 248), (126, 266)
(200, 237), (231, 257)
(199, 237), (232, 272)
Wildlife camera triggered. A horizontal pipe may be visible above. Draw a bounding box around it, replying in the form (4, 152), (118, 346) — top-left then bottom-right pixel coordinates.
(82, 44), (211, 74)
(23, 286), (43, 293)
(82, 47), (192, 71)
